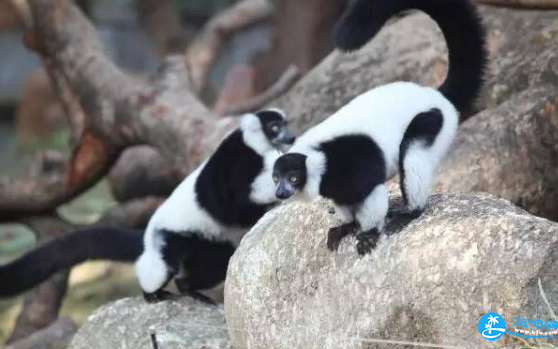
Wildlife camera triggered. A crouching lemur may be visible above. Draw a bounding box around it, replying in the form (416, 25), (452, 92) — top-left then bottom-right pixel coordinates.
(272, 0), (488, 255)
(0, 109), (295, 303)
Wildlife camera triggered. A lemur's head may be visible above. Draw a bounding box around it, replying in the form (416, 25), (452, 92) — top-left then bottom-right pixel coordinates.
(241, 108), (296, 154)
(272, 153), (308, 200)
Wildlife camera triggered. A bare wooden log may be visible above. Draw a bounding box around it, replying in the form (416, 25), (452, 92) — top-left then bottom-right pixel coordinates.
(108, 146), (181, 202)
(1, 0), (237, 219)
(223, 65), (301, 116)
(253, 0), (349, 91)
(185, 0), (273, 91)
(137, 0), (188, 56)
(42, 59), (86, 147)
(95, 196), (164, 228)
(0, 131), (117, 221)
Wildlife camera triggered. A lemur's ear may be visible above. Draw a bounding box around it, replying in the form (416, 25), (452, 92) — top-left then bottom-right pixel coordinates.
(254, 108), (286, 123)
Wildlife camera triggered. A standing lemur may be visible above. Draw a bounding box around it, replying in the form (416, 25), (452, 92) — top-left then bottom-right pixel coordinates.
(0, 109), (295, 303)
(272, 0), (488, 254)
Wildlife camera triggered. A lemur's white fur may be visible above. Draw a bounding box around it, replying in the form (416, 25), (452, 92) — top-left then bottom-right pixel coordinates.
(356, 184), (388, 231)
(240, 114), (276, 156)
(289, 82), (458, 230)
(334, 204), (355, 224)
(251, 151), (281, 204)
(136, 113), (285, 293)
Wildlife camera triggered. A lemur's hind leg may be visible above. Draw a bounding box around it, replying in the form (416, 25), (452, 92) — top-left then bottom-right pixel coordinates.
(327, 204), (357, 251)
(174, 278), (215, 304)
(175, 238), (235, 304)
(136, 247), (178, 303)
(136, 230), (186, 303)
(355, 184), (388, 255)
(389, 109), (445, 234)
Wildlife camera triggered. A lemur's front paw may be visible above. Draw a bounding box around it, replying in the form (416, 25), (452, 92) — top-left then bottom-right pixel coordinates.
(386, 201), (407, 219)
(143, 290), (179, 304)
(355, 229), (380, 255)
(327, 222), (357, 251)
(385, 209), (423, 235)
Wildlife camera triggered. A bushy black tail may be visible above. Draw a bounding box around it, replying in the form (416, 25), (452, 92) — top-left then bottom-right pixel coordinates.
(334, 0), (488, 116)
(0, 227), (144, 297)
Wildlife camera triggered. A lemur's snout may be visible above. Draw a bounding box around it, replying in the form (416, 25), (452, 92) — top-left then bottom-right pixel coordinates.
(276, 128), (296, 145)
(275, 180), (295, 200)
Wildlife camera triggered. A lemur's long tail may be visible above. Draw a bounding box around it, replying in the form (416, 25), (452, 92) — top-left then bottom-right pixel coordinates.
(334, 0), (488, 117)
(0, 227), (143, 297)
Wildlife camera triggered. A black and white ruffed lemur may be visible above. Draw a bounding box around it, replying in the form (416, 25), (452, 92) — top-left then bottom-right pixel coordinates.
(0, 109), (295, 303)
(272, 0), (488, 255)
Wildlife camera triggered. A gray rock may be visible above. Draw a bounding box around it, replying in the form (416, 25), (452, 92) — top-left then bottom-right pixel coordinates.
(433, 86), (558, 221)
(69, 297), (232, 349)
(225, 194), (558, 349)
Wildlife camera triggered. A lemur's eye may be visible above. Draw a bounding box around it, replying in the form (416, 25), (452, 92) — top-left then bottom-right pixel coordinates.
(273, 176), (279, 183)
(290, 176), (298, 183)
(271, 125), (280, 133)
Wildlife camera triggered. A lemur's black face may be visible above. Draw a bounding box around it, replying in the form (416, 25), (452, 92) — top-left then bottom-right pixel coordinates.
(272, 153), (308, 200)
(255, 109), (296, 149)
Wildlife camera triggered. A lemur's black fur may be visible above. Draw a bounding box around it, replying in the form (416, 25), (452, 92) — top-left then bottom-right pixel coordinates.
(0, 228), (143, 298)
(335, 0), (487, 117)
(196, 129), (275, 228)
(318, 135), (386, 206)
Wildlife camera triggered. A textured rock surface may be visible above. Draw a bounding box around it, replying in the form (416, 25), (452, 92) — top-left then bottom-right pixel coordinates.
(434, 87), (558, 221)
(69, 297), (232, 349)
(225, 194), (558, 349)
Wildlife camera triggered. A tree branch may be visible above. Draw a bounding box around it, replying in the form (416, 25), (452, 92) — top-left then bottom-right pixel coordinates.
(222, 65), (300, 116)
(185, 0), (273, 92)
(0, 132), (117, 221)
(95, 196), (164, 228)
(1, 0), (238, 220)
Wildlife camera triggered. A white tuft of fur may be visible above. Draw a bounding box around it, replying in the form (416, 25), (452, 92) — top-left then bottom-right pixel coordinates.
(148, 164), (224, 241)
(334, 204), (355, 224)
(240, 114), (274, 156)
(250, 150), (281, 204)
(135, 247), (169, 293)
(302, 148), (326, 200)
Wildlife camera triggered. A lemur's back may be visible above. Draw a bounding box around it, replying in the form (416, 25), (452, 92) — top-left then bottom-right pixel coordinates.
(292, 82), (458, 174)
